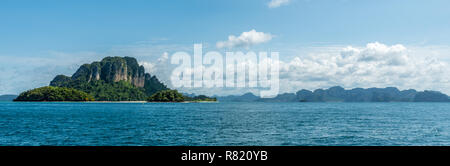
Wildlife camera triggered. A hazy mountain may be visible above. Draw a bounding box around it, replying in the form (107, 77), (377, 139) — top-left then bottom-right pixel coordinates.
(217, 92), (260, 102)
(296, 86), (449, 102)
(257, 93), (298, 102)
(217, 86), (450, 102)
(0, 95), (18, 101)
(414, 91), (450, 102)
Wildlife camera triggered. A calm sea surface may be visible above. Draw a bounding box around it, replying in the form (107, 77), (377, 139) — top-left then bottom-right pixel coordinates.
(0, 102), (449, 146)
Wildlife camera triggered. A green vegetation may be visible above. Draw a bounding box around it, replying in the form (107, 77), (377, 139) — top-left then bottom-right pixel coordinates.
(184, 95), (217, 102)
(147, 90), (185, 102)
(14, 86), (94, 102)
(147, 90), (217, 102)
(52, 79), (148, 101)
(144, 74), (169, 95)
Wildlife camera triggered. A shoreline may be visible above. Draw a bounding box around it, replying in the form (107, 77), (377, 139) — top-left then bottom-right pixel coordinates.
(12, 101), (218, 103)
(12, 101), (147, 103)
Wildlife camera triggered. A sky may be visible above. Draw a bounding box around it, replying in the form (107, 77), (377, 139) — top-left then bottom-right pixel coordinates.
(1, 0), (450, 96)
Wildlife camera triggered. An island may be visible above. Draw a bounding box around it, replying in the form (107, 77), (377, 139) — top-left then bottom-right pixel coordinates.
(14, 56), (217, 102)
(147, 90), (185, 102)
(147, 90), (217, 102)
(184, 95), (217, 102)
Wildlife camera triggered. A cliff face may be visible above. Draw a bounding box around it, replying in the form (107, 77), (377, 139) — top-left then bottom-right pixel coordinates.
(71, 57), (146, 87)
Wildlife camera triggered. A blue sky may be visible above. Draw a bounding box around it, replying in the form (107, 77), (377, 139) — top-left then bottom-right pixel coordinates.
(2, 0), (450, 54)
(1, 0), (450, 95)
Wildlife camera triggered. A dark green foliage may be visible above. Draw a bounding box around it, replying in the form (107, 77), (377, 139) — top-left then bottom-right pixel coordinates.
(147, 90), (216, 102)
(52, 79), (147, 101)
(71, 64), (96, 82)
(50, 75), (72, 87)
(184, 95), (217, 102)
(144, 73), (168, 95)
(147, 90), (185, 102)
(14, 86), (94, 102)
(83, 81), (147, 101)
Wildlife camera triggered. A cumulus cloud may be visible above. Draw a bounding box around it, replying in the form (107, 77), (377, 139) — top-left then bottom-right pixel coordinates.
(139, 52), (169, 74)
(349, 42), (409, 65)
(137, 42), (450, 96)
(216, 29), (273, 49)
(139, 52), (173, 87)
(268, 0), (290, 8)
(275, 42), (450, 94)
(139, 61), (155, 74)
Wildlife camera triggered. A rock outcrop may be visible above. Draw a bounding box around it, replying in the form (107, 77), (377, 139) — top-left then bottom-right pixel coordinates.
(68, 57), (146, 87)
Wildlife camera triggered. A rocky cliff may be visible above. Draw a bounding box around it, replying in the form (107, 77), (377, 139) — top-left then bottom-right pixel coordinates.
(68, 57), (146, 87)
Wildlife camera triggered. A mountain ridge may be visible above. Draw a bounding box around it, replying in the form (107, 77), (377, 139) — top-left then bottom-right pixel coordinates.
(217, 86), (450, 102)
(0, 95), (18, 101)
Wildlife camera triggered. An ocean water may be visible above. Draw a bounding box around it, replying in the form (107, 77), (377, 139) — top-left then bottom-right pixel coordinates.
(0, 102), (449, 146)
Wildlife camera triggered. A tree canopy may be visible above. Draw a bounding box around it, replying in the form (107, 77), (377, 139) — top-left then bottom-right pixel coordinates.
(147, 90), (185, 102)
(14, 86), (94, 102)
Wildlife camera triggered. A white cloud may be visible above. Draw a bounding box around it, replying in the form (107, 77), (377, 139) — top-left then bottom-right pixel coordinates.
(139, 52), (170, 74)
(216, 29), (273, 49)
(139, 52), (173, 87)
(268, 0), (290, 8)
(139, 61), (155, 74)
(275, 42), (450, 94)
(137, 42), (450, 96)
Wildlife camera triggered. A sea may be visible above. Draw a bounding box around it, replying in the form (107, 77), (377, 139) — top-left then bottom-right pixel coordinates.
(0, 102), (449, 146)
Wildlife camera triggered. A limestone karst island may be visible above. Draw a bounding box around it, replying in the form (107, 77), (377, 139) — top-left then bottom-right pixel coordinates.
(14, 56), (216, 102)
